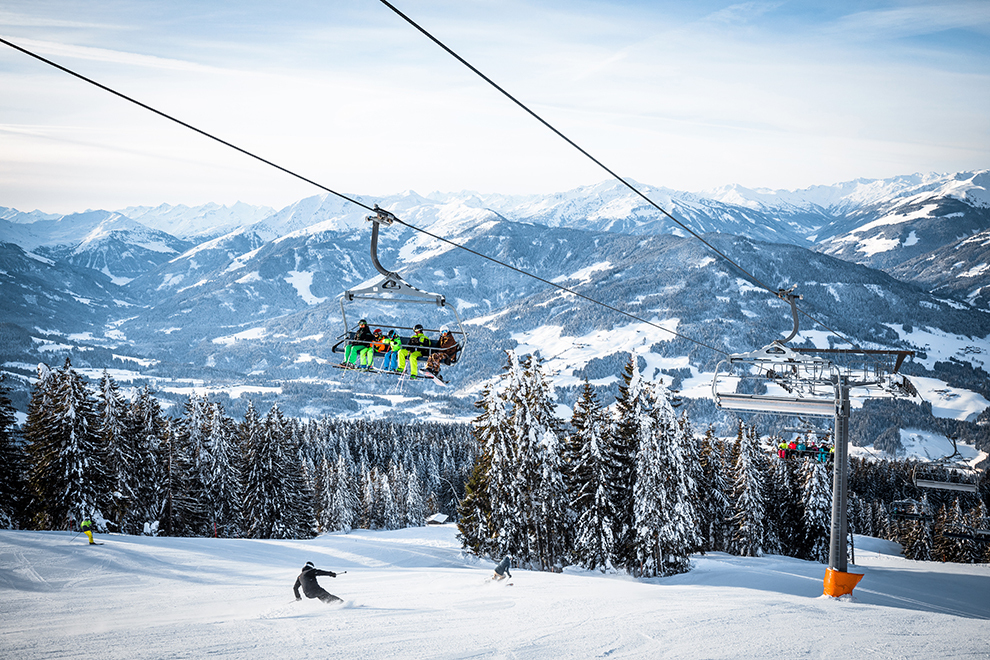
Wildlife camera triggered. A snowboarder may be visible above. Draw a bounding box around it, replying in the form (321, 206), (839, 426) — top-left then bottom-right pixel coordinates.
(80, 518), (97, 545)
(293, 561), (341, 603)
(492, 555), (512, 581)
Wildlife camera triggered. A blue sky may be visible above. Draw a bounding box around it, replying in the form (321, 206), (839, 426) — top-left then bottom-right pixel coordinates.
(1, 0), (988, 213)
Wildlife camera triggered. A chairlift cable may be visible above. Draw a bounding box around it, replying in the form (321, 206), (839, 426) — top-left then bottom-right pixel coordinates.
(376, 0), (859, 349)
(0, 36), (727, 358)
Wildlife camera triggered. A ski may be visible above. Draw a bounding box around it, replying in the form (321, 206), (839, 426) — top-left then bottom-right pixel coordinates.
(332, 362), (445, 384)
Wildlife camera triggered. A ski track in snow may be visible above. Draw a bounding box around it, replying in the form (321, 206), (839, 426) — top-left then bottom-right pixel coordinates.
(2, 527), (989, 660)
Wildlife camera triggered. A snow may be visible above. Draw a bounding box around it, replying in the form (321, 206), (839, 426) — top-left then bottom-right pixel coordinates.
(159, 383), (282, 399)
(884, 323), (990, 373)
(285, 270), (328, 305)
(906, 375), (990, 422)
(213, 326), (269, 346)
(958, 263), (989, 279)
(510, 319), (681, 388)
(550, 261), (612, 284)
(2, 526), (987, 660)
(856, 234), (901, 257)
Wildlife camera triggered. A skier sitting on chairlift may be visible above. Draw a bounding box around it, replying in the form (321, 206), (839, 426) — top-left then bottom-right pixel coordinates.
(343, 319), (374, 367)
(397, 324), (431, 379)
(360, 328), (387, 369)
(425, 327), (458, 380)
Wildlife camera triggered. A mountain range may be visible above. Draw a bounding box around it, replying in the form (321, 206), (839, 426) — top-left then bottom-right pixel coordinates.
(1, 170), (988, 454)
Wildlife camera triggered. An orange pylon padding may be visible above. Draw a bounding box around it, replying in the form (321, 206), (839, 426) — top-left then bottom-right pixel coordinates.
(823, 568), (864, 597)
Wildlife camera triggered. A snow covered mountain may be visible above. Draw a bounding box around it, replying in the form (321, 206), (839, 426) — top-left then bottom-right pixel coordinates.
(1, 172), (989, 450)
(813, 171), (990, 272)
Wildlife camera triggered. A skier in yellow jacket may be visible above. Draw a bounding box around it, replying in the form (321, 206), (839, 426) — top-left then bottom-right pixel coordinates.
(397, 324), (431, 379)
(80, 519), (97, 545)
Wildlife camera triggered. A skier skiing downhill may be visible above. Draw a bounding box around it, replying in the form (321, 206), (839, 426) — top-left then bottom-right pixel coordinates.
(80, 519), (97, 545)
(492, 556), (512, 581)
(293, 562), (341, 603)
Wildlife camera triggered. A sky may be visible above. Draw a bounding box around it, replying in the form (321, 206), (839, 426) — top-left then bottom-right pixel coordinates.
(1, 0), (989, 214)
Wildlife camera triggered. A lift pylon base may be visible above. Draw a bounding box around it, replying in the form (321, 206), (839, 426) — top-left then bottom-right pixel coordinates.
(823, 568), (864, 598)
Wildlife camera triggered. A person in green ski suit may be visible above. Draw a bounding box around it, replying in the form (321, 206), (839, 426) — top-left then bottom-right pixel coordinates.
(344, 319), (374, 367)
(380, 330), (402, 372)
(397, 324), (431, 378)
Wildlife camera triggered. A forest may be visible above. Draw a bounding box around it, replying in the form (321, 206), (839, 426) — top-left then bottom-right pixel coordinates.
(0, 354), (987, 577)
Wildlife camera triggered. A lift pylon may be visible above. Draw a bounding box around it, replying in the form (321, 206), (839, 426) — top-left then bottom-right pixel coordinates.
(712, 288), (915, 598)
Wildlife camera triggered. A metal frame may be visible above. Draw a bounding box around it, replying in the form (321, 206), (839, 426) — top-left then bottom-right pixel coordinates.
(711, 287), (918, 581)
(338, 205), (468, 358)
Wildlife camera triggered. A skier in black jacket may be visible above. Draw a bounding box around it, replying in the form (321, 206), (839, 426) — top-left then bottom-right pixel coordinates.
(294, 561), (341, 603)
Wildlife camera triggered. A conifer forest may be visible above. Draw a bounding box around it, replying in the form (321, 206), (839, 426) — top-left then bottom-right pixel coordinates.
(1, 354), (987, 576)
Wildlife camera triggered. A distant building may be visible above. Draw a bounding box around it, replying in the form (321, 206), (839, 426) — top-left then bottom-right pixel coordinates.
(426, 513), (449, 525)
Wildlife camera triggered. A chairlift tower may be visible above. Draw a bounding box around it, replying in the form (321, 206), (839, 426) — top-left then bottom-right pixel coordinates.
(712, 289), (914, 597)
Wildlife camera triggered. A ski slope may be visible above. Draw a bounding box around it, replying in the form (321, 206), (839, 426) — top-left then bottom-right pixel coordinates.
(1, 526), (988, 659)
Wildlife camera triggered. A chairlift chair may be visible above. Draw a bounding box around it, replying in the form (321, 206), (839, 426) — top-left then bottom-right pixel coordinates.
(332, 206), (468, 368)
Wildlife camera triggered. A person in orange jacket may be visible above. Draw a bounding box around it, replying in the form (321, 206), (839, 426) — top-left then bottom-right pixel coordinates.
(360, 328), (388, 369)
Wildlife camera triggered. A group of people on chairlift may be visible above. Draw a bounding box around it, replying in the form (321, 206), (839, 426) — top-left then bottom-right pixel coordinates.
(776, 438), (834, 462)
(342, 318), (458, 380)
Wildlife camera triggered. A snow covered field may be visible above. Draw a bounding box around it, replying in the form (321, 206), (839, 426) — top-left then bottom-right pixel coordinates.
(2, 525), (988, 659)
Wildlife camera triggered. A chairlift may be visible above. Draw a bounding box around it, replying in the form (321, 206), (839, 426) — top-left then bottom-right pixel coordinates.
(331, 206), (468, 373)
(773, 426), (834, 462)
(941, 525), (990, 543)
(910, 441), (981, 493)
(889, 499), (927, 521)
(712, 341), (837, 417)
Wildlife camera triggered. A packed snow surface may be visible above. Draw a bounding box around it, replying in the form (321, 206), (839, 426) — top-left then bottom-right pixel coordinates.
(2, 526), (988, 659)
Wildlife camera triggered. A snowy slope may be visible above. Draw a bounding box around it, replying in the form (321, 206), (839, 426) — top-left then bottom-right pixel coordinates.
(1, 526), (988, 660)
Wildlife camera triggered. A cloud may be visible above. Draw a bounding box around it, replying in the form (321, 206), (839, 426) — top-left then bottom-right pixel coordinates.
(1, 35), (223, 74)
(704, 2), (785, 26)
(830, 1), (990, 40)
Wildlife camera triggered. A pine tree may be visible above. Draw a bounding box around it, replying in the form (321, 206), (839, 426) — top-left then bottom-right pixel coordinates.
(569, 381), (617, 571)
(696, 427), (731, 553)
(798, 457), (831, 563)
(633, 384), (698, 577)
(633, 382), (698, 577)
(241, 404), (313, 539)
(156, 417), (206, 537)
(903, 495), (933, 561)
(519, 354), (568, 571)
(128, 386), (165, 534)
(727, 423), (767, 557)
(470, 356), (526, 560)
(0, 376), (25, 528)
(456, 433), (493, 555)
(25, 360), (110, 529)
(609, 355), (645, 570)
(405, 469), (425, 527)
(96, 369), (139, 533)
(765, 449), (803, 557)
(203, 401), (243, 537)
(962, 502), (989, 564)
